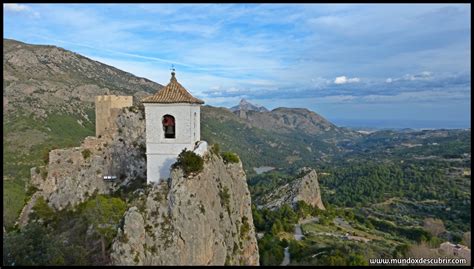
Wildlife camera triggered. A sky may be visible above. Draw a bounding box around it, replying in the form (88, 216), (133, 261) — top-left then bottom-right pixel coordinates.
(3, 3), (471, 129)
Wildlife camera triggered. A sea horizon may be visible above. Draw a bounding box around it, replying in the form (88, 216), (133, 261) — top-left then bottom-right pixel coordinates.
(330, 118), (471, 130)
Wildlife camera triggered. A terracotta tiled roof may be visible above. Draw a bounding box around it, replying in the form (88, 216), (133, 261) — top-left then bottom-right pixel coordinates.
(141, 72), (204, 104)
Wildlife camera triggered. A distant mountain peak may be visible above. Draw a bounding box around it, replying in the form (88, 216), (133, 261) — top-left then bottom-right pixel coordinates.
(239, 98), (250, 105)
(230, 98), (268, 112)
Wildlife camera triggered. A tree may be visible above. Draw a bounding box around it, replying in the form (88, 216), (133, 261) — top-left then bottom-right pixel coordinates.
(462, 232), (471, 248)
(423, 218), (446, 237)
(326, 251), (347, 266)
(30, 196), (56, 224)
(80, 195), (126, 262)
(251, 205), (265, 231)
(3, 223), (88, 266)
(406, 242), (437, 260)
(271, 220), (284, 236)
(348, 253), (368, 266)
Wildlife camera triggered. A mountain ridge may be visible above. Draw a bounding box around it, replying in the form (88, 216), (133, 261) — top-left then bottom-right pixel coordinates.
(230, 98), (268, 113)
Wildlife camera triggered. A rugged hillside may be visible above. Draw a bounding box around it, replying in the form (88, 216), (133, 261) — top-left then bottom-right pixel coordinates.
(111, 153), (259, 265)
(229, 99), (348, 136)
(230, 98), (268, 113)
(201, 105), (359, 175)
(16, 105), (259, 265)
(18, 107), (146, 227)
(253, 167), (325, 210)
(3, 38), (355, 228)
(3, 38), (163, 228)
(4, 38), (162, 117)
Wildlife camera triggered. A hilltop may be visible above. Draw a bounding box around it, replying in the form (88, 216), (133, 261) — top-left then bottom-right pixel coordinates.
(3, 38), (162, 228)
(3, 39), (470, 266)
(230, 98), (268, 113)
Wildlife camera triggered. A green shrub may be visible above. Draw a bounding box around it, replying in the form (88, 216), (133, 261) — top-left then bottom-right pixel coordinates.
(25, 185), (39, 198)
(30, 196), (56, 223)
(42, 148), (50, 165)
(240, 216), (250, 240)
(173, 149), (204, 176)
(40, 168), (48, 180)
(81, 149), (92, 160)
(221, 152), (239, 164)
(219, 186), (231, 215)
(210, 143), (220, 155)
(128, 106), (139, 113)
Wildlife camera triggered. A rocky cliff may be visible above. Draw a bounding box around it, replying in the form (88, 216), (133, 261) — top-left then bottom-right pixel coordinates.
(110, 152), (259, 265)
(19, 107), (146, 226)
(256, 167), (325, 210)
(19, 104), (260, 265)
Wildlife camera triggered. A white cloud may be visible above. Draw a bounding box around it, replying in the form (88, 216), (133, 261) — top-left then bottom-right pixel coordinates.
(4, 3), (29, 12)
(421, 71), (432, 77)
(4, 3), (39, 18)
(360, 89), (467, 104)
(334, 76), (360, 84)
(385, 71), (433, 83)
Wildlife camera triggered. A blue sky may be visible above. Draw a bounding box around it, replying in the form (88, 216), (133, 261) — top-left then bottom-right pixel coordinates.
(4, 4), (471, 128)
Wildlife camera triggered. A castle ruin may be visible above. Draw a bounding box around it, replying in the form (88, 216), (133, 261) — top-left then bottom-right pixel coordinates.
(95, 95), (133, 137)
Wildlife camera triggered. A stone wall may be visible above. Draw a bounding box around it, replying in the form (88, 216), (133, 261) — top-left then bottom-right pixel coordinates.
(22, 108), (146, 221)
(95, 95), (133, 137)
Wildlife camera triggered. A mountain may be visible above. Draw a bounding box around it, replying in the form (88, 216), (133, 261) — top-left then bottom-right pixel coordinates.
(230, 99), (268, 113)
(4, 39), (163, 118)
(3, 39), (471, 266)
(201, 105), (359, 176)
(4, 38), (354, 228)
(3, 38), (162, 228)
(16, 107), (259, 265)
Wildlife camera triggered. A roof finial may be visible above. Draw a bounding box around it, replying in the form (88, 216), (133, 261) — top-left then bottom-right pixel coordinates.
(170, 64), (176, 80)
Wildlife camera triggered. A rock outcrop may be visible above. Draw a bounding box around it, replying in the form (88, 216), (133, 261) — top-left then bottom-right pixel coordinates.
(110, 152), (259, 265)
(19, 107), (146, 224)
(257, 167), (325, 210)
(230, 98), (268, 114)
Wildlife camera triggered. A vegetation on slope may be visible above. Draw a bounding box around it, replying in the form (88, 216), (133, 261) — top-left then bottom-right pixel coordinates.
(3, 194), (126, 266)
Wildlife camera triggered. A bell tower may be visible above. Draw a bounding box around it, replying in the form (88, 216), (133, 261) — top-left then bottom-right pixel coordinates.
(141, 70), (204, 183)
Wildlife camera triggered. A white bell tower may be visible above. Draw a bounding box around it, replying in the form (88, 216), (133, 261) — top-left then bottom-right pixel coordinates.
(142, 70), (204, 183)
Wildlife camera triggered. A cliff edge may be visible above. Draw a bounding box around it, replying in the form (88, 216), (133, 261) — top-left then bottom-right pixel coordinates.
(110, 151), (259, 265)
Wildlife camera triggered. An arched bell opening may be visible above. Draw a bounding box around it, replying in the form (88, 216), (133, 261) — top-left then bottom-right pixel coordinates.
(162, 114), (176, 139)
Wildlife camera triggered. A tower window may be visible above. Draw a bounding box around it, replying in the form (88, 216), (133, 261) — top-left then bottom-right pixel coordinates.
(162, 115), (175, 139)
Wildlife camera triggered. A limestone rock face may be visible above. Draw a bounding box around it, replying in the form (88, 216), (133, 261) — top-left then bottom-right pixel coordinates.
(24, 108), (146, 214)
(293, 168), (325, 210)
(110, 153), (259, 265)
(258, 167), (325, 210)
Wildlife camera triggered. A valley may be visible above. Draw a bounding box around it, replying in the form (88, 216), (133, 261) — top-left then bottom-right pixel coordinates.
(2, 39), (471, 266)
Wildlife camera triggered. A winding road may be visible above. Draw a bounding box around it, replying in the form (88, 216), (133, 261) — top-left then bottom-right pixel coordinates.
(281, 217), (318, 266)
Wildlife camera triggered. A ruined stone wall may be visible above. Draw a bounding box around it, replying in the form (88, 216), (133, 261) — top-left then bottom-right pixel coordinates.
(22, 108), (146, 220)
(95, 95), (133, 137)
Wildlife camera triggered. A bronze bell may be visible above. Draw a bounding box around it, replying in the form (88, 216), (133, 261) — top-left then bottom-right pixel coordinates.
(165, 126), (174, 135)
